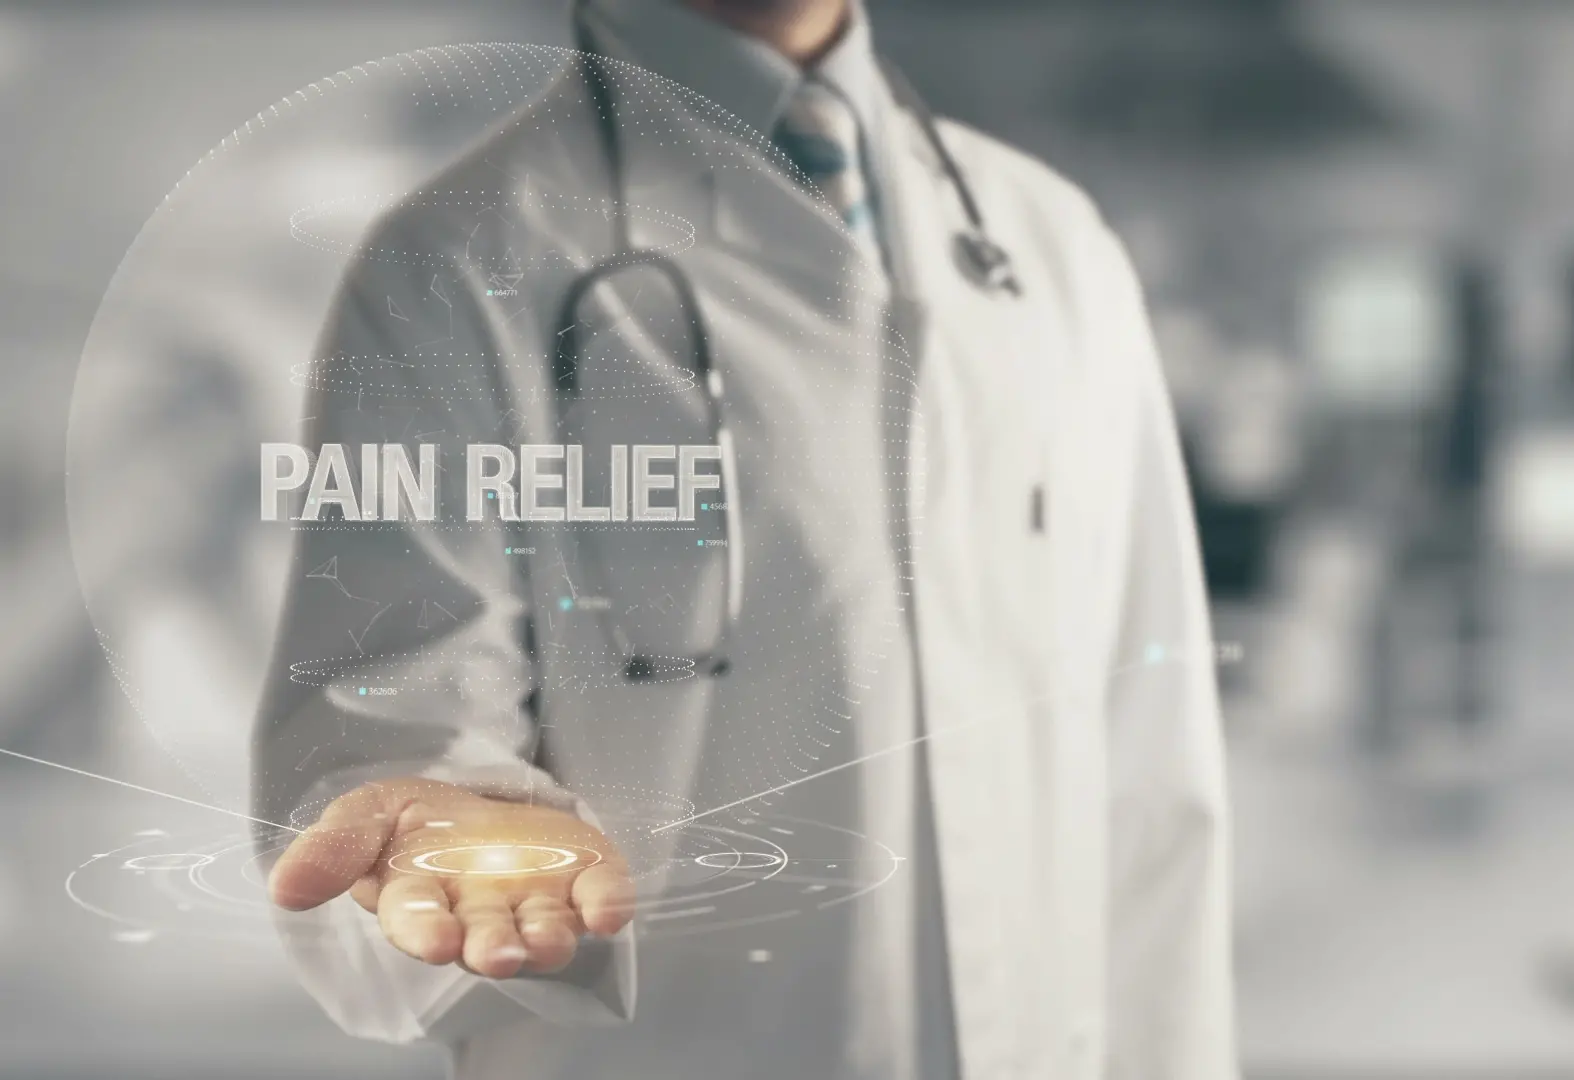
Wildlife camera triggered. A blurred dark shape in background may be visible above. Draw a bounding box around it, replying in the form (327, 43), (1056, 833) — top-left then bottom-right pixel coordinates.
(1051, 12), (1396, 149)
(875, 0), (1401, 153)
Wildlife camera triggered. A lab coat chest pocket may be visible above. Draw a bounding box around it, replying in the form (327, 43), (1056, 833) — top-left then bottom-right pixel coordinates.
(949, 283), (1066, 682)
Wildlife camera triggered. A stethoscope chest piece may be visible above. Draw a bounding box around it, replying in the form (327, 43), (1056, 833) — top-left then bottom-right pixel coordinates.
(954, 229), (1022, 297)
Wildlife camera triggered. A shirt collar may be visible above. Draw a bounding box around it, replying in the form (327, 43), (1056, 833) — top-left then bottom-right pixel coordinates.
(580, 0), (885, 142)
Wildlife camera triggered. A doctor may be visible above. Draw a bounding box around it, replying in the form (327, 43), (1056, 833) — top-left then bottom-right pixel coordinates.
(259, 0), (1237, 1077)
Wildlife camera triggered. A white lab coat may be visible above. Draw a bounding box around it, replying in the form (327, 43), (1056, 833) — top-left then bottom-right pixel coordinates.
(254, 41), (1237, 1080)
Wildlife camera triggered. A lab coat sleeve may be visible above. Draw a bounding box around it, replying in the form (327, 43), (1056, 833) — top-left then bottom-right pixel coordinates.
(252, 237), (634, 1045)
(1095, 225), (1239, 1078)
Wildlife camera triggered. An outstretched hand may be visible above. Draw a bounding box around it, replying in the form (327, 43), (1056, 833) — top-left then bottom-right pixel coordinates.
(268, 778), (634, 978)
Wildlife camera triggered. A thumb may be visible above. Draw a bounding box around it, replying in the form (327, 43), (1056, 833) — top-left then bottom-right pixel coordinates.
(570, 858), (637, 937)
(268, 783), (410, 911)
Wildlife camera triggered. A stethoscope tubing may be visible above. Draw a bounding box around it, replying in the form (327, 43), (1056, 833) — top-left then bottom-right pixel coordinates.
(537, 1), (1018, 691)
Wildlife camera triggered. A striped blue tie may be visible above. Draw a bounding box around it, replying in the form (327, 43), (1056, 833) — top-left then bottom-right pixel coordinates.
(774, 78), (882, 262)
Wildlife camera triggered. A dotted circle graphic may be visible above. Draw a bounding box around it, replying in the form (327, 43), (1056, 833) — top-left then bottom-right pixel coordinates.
(66, 39), (919, 883)
(68, 815), (901, 946)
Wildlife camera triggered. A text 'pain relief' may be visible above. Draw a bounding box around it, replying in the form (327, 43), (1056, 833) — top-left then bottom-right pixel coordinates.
(260, 443), (724, 524)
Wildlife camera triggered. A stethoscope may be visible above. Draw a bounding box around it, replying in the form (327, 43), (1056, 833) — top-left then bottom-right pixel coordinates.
(547, 2), (1022, 685)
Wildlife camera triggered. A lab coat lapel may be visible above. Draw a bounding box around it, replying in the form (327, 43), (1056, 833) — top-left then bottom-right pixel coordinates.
(624, 98), (938, 1078)
(878, 82), (1114, 1078)
(623, 144), (884, 292)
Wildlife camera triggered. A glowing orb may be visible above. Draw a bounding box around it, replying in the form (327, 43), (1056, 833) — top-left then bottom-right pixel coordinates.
(390, 843), (601, 877)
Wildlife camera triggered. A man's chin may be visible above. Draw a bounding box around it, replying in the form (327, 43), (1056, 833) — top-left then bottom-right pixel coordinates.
(686, 0), (824, 26)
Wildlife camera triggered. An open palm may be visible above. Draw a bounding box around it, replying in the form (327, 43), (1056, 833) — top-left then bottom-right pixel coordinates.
(269, 778), (634, 978)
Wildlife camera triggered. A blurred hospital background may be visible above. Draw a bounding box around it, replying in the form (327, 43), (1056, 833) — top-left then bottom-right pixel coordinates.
(5, 0), (1574, 1076)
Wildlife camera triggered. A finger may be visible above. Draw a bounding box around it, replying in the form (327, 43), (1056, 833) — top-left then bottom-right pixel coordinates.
(570, 861), (637, 937)
(269, 786), (407, 911)
(378, 876), (462, 965)
(515, 894), (581, 974)
(455, 889), (529, 979)
(349, 875), (380, 914)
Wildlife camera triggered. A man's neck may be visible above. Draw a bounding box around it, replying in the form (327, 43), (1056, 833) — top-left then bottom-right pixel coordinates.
(681, 0), (852, 67)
